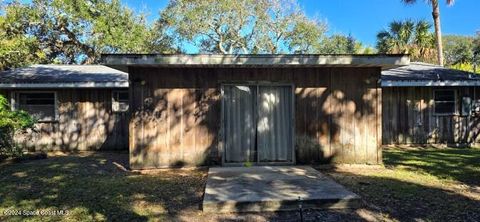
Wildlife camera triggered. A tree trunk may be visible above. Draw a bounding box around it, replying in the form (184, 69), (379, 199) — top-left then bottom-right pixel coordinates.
(431, 1), (444, 66)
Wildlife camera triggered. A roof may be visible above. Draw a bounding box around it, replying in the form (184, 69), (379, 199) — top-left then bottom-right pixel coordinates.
(101, 54), (410, 71)
(381, 62), (480, 87)
(0, 65), (128, 88)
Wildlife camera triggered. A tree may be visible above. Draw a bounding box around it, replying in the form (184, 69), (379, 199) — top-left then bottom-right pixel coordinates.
(0, 0), (176, 68)
(321, 34), (364, 54)
(376, 20), (436, 63)
(443, 35), (475, 65)
(160, 0), (328, 54)
(401, 0), (455, 66)
(474, 31), (480, 58)
(0, 95), (36, 157)
(0, 2), (47, 70)
(472, 31), (480, 73)
(441, 33), (480, 73)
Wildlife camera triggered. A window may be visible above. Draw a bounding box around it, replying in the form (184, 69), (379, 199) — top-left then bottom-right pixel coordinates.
(112, 91), (129, 112)
(434, 90), (456, 115)
(16, 92), (56, 121)
(462, 97), (472, 116)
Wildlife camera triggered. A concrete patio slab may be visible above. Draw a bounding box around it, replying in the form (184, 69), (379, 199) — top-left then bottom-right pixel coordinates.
(203, 166), (361, 213)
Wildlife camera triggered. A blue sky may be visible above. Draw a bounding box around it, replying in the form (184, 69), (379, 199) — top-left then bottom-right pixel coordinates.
(122, 0), (479, 48)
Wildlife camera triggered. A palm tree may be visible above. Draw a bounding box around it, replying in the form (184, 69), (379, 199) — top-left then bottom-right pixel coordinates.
(376, 20), (436, 63)
(377, 20), (415, 54)
(401, 0), (455, 66)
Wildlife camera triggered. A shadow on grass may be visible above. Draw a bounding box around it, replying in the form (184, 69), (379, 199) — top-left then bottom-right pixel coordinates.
(383, 147), (480, 186)
(324, 168), (480, 221)
(0, 152), (206, 221)
(3, 149), (479, 221)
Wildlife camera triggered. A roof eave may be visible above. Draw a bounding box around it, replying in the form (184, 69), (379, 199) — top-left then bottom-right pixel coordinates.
(381, 80), (480, 87)
(0, 82), (129, 89)
(101, 54), (410, 70)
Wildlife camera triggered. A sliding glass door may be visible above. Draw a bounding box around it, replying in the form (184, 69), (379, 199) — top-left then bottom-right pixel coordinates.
(223, 85), (257, 163)
(222, 84), (294, 165)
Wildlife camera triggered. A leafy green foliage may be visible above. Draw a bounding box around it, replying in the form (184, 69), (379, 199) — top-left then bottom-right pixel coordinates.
(442, 34), (480, 73)
(400, 0), (455, 66)
(376, 20), (436, 63)
(0, 4), (47, 70)
(0, 0), (176, 69)
(449, 62), (479, 73)
(0, 95), (36, 156)
(443, 35), (476, 65)
(321, 34), (368, 54)
(474, 31), (480, 60)
(160, 0), (328, 54)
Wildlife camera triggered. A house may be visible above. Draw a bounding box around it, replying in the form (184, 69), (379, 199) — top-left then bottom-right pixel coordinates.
(0, 65), (129, 151)
(381, 62), (480, 146)
(102, 54), (409, 169)
(3, 57), (479, 169)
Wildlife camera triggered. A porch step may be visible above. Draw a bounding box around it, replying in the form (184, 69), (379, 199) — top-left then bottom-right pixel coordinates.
(202, 166), (361, 213)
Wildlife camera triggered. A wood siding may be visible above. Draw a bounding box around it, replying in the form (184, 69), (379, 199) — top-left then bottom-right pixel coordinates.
(1, 88), (128, 151)
(129, 67), (382, 169)
(382, 86), (480, 145)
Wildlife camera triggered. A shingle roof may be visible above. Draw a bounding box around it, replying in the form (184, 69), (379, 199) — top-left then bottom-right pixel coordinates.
(381, 62), (480, 87)
(0, 65), (128, 88)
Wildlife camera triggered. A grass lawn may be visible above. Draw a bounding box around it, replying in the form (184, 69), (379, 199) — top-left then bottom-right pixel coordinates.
(0, 147), (479, 221)
(0, 152), (358, 222)
(0, 152), (209, 222)
(324, 147), (480, 221)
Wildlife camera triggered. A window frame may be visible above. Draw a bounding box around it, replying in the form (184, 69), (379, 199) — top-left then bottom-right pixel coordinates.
(112, 90), (129, 112)
(11, 91), (58, 122)
(433, 89), (457, 116)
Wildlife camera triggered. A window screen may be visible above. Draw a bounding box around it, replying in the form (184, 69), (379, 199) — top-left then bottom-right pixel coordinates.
(18, 92), (56, 121)
(112, 91), (129, 112)
(434, 90), (456, 115)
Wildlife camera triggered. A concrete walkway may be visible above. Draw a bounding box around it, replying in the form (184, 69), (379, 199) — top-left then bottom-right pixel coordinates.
(203, 166), (360, 213)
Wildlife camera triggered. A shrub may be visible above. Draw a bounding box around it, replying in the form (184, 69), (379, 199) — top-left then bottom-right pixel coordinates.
(0, 95), (36, 157)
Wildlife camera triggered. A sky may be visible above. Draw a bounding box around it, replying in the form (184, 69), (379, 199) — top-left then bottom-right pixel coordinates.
(122, 0), (479, 49)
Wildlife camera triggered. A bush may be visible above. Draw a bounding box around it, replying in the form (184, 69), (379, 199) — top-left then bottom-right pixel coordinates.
(0, 95), (36, 157)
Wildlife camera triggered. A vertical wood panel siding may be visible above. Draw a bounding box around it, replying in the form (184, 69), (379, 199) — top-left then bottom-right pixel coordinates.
(129, 67), (382, 169)
(1, 88), (128, 151)
(382, 86), (480, 145)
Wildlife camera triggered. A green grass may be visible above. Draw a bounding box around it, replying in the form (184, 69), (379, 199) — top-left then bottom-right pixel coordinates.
(384, 147), (480, 185)
(1, 148), (480, 221)
(325, 147), (480, 221)
(0, 153), (207, 222)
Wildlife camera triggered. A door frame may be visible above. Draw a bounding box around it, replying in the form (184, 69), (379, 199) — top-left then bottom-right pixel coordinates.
(219, 82), (296, 166)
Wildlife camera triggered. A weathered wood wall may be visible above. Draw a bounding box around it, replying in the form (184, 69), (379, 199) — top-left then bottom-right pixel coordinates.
(129, 67), (382, 169)
(382, 86), (480, 145)
(1, 88), (128, 151)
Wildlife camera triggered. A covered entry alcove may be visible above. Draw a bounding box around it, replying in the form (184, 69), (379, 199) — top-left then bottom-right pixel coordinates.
(102, 54), (409, 169)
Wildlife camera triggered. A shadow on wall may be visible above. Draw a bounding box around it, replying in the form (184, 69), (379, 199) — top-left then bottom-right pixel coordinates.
(382, 87), (480, 146)
(129, 67), (381, 169)
(294, 76), (379, 164)
(15, 89), (129, 152)
(129, 84), (221, 169)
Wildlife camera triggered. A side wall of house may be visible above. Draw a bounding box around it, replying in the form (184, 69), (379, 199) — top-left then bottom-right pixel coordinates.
(382, 86), (480, 145)
(0, 88), (128, 151)
(129, 67), (382, 169)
